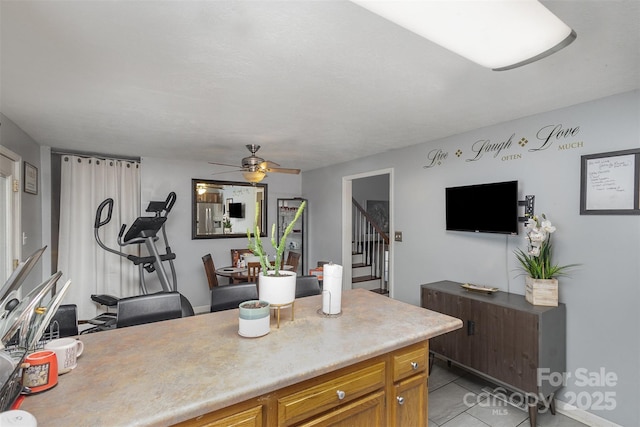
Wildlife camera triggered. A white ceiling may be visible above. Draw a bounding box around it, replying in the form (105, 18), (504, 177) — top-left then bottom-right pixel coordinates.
(2, 1), (639, 172)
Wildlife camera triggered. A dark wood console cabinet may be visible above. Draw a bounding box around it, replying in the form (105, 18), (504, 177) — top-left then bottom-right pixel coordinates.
(421, 281), (566, 426)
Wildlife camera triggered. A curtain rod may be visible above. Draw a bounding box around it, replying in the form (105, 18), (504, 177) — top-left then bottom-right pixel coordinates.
(51, 148), (140, 163)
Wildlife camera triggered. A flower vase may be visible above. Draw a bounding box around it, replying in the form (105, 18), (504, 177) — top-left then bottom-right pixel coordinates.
(525, 276), (558, 306)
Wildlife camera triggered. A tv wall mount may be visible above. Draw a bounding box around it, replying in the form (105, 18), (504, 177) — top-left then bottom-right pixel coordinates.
(518, 195), (535, 222)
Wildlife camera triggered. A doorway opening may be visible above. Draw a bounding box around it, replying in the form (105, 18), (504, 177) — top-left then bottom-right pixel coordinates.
(342, 169), (393, 298)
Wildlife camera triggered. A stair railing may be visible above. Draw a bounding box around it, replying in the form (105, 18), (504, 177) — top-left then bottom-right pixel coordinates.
(352, 198), (390, 291)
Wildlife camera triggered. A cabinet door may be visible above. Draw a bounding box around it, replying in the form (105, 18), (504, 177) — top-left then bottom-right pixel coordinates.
(392, 373), (428, 427)
(483, 304), (538, 392)
(297, 391), (385, 427)
(422, 289), (472, 366)
(466, 299), (489, 373)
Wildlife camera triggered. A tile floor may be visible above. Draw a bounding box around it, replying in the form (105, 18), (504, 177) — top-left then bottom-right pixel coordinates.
(428, 359), (590, 427)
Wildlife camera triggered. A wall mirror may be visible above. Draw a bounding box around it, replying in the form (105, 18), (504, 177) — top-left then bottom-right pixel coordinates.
(192, 179), (267, 239)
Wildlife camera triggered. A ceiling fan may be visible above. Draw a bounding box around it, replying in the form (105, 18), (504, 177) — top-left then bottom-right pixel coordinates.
(209, 144), (301, 183)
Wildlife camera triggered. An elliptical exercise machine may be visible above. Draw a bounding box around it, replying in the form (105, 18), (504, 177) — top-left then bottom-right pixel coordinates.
(94, 192), (178, 294)
(87, 192), (192, 332)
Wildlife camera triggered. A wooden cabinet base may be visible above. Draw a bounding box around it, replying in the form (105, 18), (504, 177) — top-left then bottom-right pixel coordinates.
(174, 341), (428, 427)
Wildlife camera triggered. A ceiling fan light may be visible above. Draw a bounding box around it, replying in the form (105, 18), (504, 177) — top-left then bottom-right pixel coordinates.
(243, 170), (266, 183)
(351, 0), (576, 71)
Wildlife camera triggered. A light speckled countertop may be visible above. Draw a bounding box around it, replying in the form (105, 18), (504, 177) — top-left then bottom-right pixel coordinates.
(21, 289), (461, 426)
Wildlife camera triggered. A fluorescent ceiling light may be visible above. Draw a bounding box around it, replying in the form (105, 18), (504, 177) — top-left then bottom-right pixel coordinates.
(351, 0), (576, 71)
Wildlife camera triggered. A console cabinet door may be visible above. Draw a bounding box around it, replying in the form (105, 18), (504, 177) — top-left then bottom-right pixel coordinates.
(484, 304), (538, 392)
(423, 289), (472, 366)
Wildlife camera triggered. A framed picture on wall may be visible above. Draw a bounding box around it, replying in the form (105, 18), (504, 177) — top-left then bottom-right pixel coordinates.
(24, 162), (38, 195)
(580, 148), (640, 215)
(366, 200), (389, 232)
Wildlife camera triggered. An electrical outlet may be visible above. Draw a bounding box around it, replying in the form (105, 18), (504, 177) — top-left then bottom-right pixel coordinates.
(394, 231), (402, 242)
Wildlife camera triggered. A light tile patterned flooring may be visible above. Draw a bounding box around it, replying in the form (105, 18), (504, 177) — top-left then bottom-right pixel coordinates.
(428, 359), (590, 427)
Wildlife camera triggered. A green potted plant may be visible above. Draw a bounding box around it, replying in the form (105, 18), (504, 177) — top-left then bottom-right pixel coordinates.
(247, 200), (306, 308)
(514, 214), (578, 306)
(247, 200), (306, 275)
(223, 217), (232, 234)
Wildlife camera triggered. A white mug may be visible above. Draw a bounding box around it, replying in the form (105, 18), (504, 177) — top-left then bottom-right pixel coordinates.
(44, 337), (84, 374)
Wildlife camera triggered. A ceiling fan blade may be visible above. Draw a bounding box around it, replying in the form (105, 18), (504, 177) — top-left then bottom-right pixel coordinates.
(265, 166), (301, 174)
(209, 161), (242, 168)
(261, 160), (281, 168)
(210, 169), (243, 176)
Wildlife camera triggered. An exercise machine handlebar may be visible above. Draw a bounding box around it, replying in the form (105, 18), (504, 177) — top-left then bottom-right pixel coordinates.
(95, 198), (114, 229)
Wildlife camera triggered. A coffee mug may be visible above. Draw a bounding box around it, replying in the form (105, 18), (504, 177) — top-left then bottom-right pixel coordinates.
(22, 350), (58, 393)
(44, 337), (84, 374)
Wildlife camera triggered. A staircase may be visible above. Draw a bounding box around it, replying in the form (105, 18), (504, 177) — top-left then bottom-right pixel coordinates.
(351, 199), (389, 295)
(351, 252), (386, 293)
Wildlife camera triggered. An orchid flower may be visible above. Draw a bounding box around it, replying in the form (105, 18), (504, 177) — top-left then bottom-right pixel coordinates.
(540, 219), (556, 233)
(514, 213), (578, 280)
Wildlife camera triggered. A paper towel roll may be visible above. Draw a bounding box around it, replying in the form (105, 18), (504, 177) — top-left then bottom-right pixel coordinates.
(322, 263), (343, 314)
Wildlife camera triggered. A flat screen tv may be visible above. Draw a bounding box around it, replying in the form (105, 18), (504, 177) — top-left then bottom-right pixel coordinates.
(445, 180), (519, 235)
(228, 202), (244, 218)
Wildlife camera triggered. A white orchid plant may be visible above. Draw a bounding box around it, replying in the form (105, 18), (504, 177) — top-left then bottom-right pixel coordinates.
(514, 214), (578, 280)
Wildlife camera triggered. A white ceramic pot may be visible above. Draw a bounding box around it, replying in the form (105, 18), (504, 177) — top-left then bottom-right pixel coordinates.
(238, 300), (270, 338)
(258, 271), (296, 306)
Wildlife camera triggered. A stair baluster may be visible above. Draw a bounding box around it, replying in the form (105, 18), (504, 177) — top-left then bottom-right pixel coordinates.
(351, 198), (389, 294)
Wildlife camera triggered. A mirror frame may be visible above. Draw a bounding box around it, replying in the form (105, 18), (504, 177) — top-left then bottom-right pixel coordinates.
(191, 179), (267, 239)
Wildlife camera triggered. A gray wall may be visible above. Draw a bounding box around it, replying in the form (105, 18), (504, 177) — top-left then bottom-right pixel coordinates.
(352, 174), (389, 208)
(0, 113), (43, 290)
(302, 90), (640, 426)
(140, 156), (301, 312)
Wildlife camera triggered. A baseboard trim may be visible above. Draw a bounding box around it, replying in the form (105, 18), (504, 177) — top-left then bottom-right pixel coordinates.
(555, 399), (622, 427)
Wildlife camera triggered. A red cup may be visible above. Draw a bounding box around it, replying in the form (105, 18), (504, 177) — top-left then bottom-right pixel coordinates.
(21, 350), (58, 393)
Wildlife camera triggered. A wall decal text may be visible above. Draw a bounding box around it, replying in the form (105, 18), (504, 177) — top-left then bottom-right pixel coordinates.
(422, 123), (583, 169)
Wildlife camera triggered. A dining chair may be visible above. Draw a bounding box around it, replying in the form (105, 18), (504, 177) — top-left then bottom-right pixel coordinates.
(247, 261), (261, 282)
(210, 283), (258, 312)
(285, 251), (301, 273)
(295, 275), (321, 298)
(202, 253), (219, 289)
(230, 248), (253, 267)
(117, 292), (185, 328)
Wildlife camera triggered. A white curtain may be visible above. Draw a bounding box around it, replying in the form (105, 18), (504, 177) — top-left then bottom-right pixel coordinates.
(58, 155), (140, 320)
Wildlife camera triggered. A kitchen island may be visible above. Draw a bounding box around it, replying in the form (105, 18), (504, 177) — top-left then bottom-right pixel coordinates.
(21, 289), (461, 426)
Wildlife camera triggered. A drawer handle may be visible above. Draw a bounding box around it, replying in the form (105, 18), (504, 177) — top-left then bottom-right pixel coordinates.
(336, 390), (346, 400)
(397, 396), (405, 405)
(410, 362), (419, 370)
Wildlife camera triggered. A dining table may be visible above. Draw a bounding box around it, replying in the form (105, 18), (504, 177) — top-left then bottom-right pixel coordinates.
(215, 265), (251, 283)
(215, 264), (294, 283)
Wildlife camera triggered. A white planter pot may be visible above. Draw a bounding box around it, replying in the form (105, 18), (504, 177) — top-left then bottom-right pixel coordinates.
(259, 271), (296, 306)
(238, 300), (270, 338)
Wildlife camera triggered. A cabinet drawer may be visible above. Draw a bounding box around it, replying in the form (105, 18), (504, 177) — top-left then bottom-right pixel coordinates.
(277, 362), (386, 426)
(393, 344), (428, 382)
(296, 390), (386, 427)
(174, 404), (263, 427)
